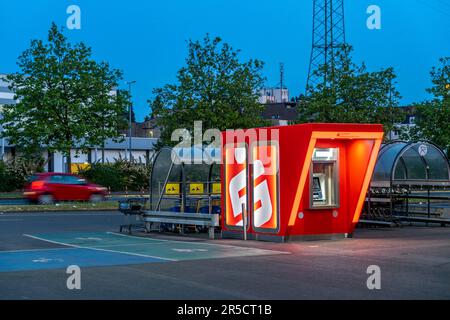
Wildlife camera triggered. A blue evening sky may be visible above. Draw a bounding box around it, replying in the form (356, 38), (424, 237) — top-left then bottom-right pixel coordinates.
(1, 0), (449, 121)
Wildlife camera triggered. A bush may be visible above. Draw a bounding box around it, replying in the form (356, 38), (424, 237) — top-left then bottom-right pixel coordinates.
(0, 157), (45, 192)
(0, 161), (17, 192)
(79, 159), (151, 192)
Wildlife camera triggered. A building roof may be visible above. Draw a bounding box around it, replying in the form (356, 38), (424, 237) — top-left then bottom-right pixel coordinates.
(0, 137), (157, 151)
(261, 102), (298, 121)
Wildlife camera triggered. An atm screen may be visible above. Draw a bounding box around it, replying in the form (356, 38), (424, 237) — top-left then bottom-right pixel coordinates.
(312, 176), (324, 201)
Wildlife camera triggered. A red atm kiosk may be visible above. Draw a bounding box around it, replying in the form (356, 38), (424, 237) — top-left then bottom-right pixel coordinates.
(221, 123), (384, 242)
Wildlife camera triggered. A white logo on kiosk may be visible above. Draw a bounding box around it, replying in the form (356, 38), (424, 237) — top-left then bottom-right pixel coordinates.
(229, 148), (247, 226)
(253, 160), (273, 228)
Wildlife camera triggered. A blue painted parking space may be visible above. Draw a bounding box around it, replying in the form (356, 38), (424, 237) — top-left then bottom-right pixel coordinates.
(0, 247), (168, 273)
(0, 231), (287, 273)
(24, 232), (288, 262)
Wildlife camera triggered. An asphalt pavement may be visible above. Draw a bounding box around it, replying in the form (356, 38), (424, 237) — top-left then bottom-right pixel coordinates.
(1, 211), (450, 300)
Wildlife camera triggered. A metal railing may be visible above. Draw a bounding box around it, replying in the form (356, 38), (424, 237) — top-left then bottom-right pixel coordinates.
(362, 185), (450, 226)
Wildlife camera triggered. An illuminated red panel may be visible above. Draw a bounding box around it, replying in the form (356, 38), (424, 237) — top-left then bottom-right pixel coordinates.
(224, 145), (247, 228)
(252, 144), (278, 231)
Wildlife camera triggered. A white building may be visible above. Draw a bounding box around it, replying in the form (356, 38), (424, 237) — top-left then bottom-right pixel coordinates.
(388, 106), (417, 141)
(258, 87), (290, 104)
(0, 74), (16, 162)
(0, 74), (157, 172)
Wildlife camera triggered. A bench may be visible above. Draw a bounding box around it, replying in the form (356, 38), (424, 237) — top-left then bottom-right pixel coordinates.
(141, 211), (220, 239)
(118, 199), (220, 239)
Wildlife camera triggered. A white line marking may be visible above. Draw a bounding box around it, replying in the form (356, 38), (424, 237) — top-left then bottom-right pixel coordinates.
(23, 234), (177, 262)
(32, 258), (64, 263)
(87, 242), (168, 248)
(1, 213), (118, 218)
(107, 232), (290, 255)
(107, 232), (169, 242)
(0, 247), (77, 254)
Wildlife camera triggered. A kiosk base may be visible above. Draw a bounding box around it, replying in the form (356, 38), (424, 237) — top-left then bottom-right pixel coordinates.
(221, 231), (352, 243)
(221, 231), (286, 243)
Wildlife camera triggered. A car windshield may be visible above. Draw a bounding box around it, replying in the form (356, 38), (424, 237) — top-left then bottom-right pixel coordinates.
(63, 175), (87, 185)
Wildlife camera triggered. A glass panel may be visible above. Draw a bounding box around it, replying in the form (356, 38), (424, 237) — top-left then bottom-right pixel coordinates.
(62, 175), (86, 185)
(210, 164), (221, 182)
(400, 148), (426, 179)
(373, 142), (407, 182)
(419, 145), (450, 180)
(49, 175), (64, 183)
(150, 148), (182, 211)
(184, 163), (210, 183)
(393, 160), (407, 180)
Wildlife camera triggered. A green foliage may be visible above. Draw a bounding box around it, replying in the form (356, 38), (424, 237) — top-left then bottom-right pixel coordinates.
(404, 57), (450, 156)
(149, 34), (269, 147)
(298, 45), (404, 138)
(0, 162), (16, 192)
(0, 156), (45, 192)
(78, 159), (151, 192)
(0, 23), (129, 171)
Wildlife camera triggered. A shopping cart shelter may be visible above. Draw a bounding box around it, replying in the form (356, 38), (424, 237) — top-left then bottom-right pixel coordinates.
(221, 123), (384, 241)
(364, 141), (450, 223)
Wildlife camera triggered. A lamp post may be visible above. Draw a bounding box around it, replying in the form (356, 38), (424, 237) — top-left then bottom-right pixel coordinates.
(126, 80), (136, 161)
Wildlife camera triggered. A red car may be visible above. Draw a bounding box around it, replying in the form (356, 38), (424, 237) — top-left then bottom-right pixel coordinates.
(24, 173), (107, 204)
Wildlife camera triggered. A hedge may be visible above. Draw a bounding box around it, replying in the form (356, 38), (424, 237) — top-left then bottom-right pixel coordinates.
(0, 158), (45, 192)
(78, 160), (151, 192)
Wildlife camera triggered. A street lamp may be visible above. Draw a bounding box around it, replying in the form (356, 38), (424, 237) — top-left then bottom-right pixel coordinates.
(126, 80), (136, 161)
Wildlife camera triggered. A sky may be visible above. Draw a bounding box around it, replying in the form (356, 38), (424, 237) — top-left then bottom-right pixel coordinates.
(0, 0), (449, 121)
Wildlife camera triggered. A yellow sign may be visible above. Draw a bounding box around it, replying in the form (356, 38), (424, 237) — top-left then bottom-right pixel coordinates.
(212, 183), (221, 194)
(189, 183), (204, 194)
(165, 183), (180, 195)
(71, 163), (91, 174)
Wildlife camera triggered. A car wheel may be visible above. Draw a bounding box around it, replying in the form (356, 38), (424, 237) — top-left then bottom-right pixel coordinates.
(38, 194), (54, 205)
(90, 194), (104, 203)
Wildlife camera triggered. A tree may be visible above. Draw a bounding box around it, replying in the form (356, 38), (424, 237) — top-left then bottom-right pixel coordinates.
(149, 34), (268, 147)
(405, 57), (450, 156)
(298, 45), (403, 138)
(0, 23), (129, 172)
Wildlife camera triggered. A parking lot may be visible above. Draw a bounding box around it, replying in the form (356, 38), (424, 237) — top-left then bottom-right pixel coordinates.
(1, 211), (450, 300)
